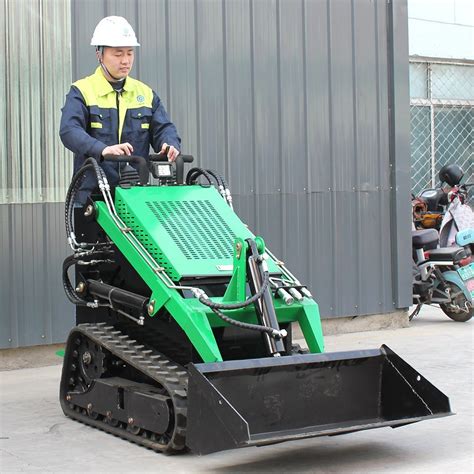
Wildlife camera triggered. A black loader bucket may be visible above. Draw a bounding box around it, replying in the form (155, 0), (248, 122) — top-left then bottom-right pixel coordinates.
(186, 345), (452, 454)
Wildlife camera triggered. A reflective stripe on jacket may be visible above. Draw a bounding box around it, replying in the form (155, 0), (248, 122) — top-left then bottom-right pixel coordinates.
(59, 67), (181, 204)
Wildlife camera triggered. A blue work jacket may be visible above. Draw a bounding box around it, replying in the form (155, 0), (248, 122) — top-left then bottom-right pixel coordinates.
(60, 67), (181, 204)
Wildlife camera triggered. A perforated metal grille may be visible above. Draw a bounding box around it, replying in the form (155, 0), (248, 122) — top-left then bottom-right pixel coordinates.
(115, 199), (179, 280)
(146, 200), (236, 260)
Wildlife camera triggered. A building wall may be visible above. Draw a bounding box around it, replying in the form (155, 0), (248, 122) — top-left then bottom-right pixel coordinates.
(408, 0), (474, 59)
(1, 0), (411, 349)
(1, 0), (73, 348)
(407, 0), (474, 193)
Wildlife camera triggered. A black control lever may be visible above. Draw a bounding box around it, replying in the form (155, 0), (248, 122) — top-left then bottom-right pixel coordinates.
(101, 155), (149, 185)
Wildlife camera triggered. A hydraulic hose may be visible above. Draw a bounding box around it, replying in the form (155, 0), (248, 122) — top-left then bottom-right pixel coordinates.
(186, 167), (233, 208)
(207, 169), (233, 208)
(65, 158), (109, 250)
(208, 307), (283, 337)
(197, 271), (285, 337)
(202, 169), (223, 187)
(199, 271), (270, 310)
(63, 158), (112, 306)
(185, 167), (214, 186)
(62, 255), (88, 305)
(65, 163), (95, 238)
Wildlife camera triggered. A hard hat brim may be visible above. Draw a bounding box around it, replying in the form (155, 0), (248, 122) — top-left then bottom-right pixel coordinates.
(90, 41), (140, 47)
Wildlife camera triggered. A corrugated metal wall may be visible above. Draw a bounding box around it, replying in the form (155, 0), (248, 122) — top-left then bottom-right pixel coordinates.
(0, 203), (71, 347)
(1, 0), (73, 348)
(1, 0), (73, 203)
(0, 0), (411, 349)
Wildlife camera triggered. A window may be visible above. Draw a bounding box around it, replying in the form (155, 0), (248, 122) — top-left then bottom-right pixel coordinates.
(410, 59), (474, 196)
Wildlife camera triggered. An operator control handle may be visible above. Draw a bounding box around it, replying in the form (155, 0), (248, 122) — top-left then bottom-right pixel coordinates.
(101, 154), (149, 185)
(101, 154), (147, 162)
(149, 153), (194, 163)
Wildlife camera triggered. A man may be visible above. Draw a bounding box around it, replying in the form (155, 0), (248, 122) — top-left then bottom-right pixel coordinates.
(60, 16), (181, 205)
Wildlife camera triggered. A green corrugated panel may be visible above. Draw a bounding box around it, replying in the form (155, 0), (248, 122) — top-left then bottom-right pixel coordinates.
(115, 185), (278, 281)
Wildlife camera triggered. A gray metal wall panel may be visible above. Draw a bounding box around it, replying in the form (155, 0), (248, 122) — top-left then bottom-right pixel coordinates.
(332, 191), (358, 315)
(375, 1), (391, 191)
(279, 1), (306, 195)
(0, 205), (12, 347)
(388, 0), (412, 307)
(0, 0), (5, 198)
(280, 193), (310, 292)
(196, 1), (226, 172)
(223, 0), (254, 195)
(257, 194), (284, 257)
(329, 0), (356, 192)
(168, 1), (199, 158)
(253, 0), (281, 196)
(308, 192), (335, 313)
(2, 0), (412, 348)
(0, 204), (73, 348)
(354, 0), (379, 191)
(304, 0), (331, 193)
(71, 1), (106, 80)
(231, 194), (256, 234)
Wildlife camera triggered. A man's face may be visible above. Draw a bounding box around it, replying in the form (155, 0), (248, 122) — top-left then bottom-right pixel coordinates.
(100, 47), (134, 80)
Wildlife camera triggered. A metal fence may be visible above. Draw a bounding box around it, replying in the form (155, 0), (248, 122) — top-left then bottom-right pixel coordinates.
(410, 58), (474, 197)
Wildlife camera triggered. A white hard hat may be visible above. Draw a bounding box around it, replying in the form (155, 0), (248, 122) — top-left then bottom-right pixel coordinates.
(90, 16), (140, 47)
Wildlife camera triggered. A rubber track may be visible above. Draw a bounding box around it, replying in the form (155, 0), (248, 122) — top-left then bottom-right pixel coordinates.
(60, 323), (188, 453)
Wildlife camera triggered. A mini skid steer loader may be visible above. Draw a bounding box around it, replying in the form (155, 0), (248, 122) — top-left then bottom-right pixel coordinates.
(60, 154), (452, 455)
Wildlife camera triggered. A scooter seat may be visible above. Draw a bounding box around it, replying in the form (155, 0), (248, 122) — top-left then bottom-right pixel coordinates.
(427, 246), (467, 263)
(412, 229), (438, 250)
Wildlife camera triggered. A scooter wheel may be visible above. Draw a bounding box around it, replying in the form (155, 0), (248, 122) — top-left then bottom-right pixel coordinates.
(440, 282), (473, 322)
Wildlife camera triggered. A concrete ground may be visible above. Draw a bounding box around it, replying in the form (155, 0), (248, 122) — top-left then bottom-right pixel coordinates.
(0, 305), (472, 473)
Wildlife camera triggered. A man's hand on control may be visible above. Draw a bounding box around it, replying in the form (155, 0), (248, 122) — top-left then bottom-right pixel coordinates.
(161, 143), (180, 162)
(102, 143), (134, 156)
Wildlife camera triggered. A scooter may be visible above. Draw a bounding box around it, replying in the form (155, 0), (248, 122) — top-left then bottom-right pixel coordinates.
(411, 226), (473, 322)
(412, 164), (473, 232)
(438, 173), (474, 247)
(412, 189), (447, 231)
